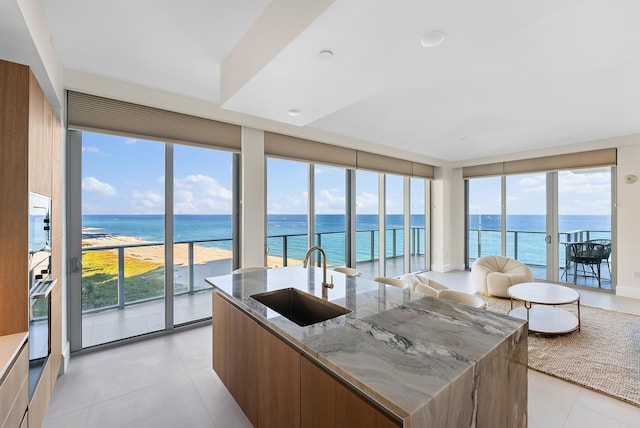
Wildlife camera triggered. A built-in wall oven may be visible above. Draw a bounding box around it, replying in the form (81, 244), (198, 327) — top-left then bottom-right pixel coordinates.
(28, 192), (55, 397)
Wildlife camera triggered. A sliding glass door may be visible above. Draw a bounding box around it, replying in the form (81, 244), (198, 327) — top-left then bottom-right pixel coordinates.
(558, 168), (613, 289)
(506, 173), (547, 280)
(466, 167), (614, 290)
(80, 132), (166, 347)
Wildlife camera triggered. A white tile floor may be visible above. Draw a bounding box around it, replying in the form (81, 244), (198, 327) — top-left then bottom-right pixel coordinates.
(44, 271), (640, 428)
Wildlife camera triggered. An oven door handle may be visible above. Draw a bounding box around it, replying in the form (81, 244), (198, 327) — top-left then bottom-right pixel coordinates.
(30, 278), (57, 300)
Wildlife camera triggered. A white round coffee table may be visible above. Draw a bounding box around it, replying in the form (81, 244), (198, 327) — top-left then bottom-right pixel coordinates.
(507, 282), (581, 334)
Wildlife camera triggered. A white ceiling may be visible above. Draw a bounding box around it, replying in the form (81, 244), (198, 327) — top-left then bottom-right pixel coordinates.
(16, 0), (640, 162)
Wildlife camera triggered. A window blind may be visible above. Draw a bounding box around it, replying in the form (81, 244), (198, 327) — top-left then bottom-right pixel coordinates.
(462, 148), (617, 178)
(265, 132), (434, 178)
(67, 91), (241, 151)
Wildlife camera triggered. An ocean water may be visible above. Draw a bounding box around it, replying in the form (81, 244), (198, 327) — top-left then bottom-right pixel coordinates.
(468, 214), (611, 265)
(82, 214), (610, 266)
(82, 214), (425, 265)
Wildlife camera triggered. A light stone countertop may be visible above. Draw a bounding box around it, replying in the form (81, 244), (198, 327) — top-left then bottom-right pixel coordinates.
(0, 332), (28, 381)
(206, 266), (527, 425)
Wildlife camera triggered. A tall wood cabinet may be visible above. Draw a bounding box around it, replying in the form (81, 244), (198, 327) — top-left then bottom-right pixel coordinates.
(0, 59), (62, 428)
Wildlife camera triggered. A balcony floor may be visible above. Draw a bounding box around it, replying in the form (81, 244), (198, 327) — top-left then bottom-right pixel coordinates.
(81, 257), (612, 349)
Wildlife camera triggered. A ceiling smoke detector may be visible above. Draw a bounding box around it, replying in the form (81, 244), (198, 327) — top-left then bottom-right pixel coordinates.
(420, 31), (446, 47)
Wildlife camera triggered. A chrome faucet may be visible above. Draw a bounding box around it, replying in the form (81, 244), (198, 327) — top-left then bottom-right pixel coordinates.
(302, 246), (334, 299)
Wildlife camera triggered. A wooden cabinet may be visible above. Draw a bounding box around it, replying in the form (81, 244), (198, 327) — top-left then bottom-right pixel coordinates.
(212, 294), (400, 428)
(227, 303), (258, 426)
(257, 326), (300, 428)
(301, 357), (400, 428)
(27, 359), (51, 428)
(0, 342), (29, 428)
(212, 292), (230, 385)
(0, 60), (30, 337)
(49, 281), (62, 391)
(0, 59), (63, 427)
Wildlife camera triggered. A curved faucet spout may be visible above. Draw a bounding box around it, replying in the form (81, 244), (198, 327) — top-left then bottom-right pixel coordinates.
(303, 246), (334, 299)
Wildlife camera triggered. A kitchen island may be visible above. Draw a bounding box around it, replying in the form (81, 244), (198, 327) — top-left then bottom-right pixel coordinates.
(206, 266), (527, 428)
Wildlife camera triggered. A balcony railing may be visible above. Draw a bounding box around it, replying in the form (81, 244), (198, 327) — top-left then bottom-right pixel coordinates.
(81, 227), (426, 313)
(468, 228), (611, 267)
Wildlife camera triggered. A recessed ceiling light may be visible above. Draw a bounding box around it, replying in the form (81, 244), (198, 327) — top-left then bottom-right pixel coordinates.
(319, 49), (334, 59)
(420, 31), (446, 48)
(288, 109), (302, 117)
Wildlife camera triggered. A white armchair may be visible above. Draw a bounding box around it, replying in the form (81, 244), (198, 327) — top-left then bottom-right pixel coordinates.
(471, 255), (533, 298)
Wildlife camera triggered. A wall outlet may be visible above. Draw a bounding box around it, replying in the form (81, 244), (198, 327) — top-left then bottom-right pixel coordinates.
(634, 272), (640, 279)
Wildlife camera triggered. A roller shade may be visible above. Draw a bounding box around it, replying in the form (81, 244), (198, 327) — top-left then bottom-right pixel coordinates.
(264, 132), (357, 168)
(67, 91), (241, 150)
(463, 148), (617, 178)
(265, 132), (435, 178)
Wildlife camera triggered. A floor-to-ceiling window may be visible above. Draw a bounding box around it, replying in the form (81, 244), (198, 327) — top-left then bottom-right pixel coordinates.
(466, 162), (615, 291)
(558, 168), (612, 289)
(266, 158), (309, 267)
(410, 177), (428, 272)
(80, 132), (166, 347)
(173, 145), (233, 325)
(72, 131), (237, 349)
(385, 174), (404, 277)
(355, 171), (380, 277)
(314, 165), (347, 267)
(506, 173), (547, 279)
(467, 176), (502, 265)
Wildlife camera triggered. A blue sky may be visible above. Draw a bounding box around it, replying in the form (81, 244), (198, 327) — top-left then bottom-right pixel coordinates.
(81, 133), (419, 215)
(82, 132), (610, 216)
(468, 169), (612, 215)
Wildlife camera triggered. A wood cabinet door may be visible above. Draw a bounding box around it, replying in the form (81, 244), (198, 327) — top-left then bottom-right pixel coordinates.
(301, 356), (336, 428)
(212, 293), (230, 385)
(50, 280), (62, 392)
(228, 303), (258, 427)
(257, 326), (301, 428)
(301, 356), (400, 428)
(335, 381), (400, 428)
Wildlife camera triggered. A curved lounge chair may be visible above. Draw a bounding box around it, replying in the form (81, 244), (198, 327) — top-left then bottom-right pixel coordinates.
(471, 255), (533, 298)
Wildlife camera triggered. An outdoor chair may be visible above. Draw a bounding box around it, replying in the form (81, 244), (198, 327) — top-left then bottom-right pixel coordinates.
(586, 239), (611, 275)
(568, 242), (607, 287)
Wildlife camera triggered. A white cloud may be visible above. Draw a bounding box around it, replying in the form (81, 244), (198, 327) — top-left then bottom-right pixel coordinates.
(316, 189), (345, 213)
(356, 192), (378, 213)
(267, 191), (307, 214)
(82, 146), (104, 155)
(175, 174), (232, 200)
(130, 190), (163, 213)
(173, 174), (233, 214)
(82, 176), (116, 196)
(124, 138), (138, 145)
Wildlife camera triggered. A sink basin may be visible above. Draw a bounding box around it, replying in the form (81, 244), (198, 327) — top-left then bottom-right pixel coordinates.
(250, 288), (351, 326)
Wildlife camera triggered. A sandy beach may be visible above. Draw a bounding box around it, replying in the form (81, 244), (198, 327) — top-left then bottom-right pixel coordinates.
(82, 231), (301, 268)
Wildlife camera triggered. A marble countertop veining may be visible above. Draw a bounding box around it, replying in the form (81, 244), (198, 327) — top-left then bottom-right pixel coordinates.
(206, 266), (527, 421)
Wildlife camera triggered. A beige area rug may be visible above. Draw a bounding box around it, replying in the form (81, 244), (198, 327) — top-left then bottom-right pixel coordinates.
(485, 296), (640, 407)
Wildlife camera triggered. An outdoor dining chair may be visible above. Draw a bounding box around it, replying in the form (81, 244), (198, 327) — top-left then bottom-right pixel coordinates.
(567, 242), (607, 287)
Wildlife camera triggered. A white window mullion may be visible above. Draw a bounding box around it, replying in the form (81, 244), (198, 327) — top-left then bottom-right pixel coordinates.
(164, 143), (174, 330)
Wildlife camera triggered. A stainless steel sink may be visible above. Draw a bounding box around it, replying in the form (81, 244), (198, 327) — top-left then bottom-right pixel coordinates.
(250, 288), (351, 326)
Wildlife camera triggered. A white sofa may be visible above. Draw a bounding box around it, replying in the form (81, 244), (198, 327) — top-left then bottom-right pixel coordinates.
(471, 255), (533, 298)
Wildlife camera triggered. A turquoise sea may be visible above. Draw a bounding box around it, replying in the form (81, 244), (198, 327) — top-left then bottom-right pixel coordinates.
(83, 214), (610, 266)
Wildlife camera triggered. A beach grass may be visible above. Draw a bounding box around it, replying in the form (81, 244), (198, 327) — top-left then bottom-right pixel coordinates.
(82, 250), (167, 310)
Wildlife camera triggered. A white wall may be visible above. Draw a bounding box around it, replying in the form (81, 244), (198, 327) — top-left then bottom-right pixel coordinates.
(241, 128), (266, 267)
(615, 142), (640, 299)
(430, 167), (465, 272)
